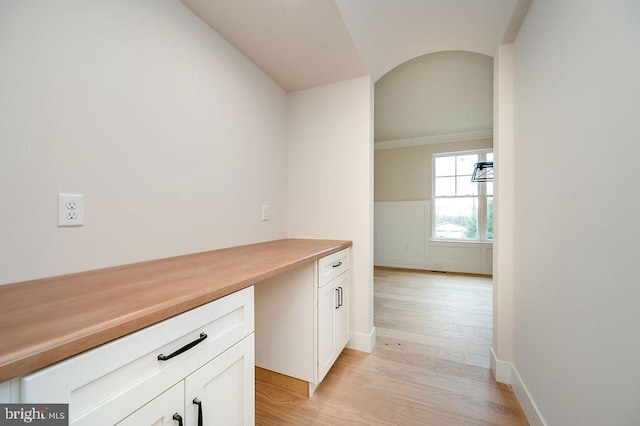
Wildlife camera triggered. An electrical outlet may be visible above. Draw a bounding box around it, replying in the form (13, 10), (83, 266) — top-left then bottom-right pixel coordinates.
(58, 193), (84, 227)
(261, 204), (269, 221)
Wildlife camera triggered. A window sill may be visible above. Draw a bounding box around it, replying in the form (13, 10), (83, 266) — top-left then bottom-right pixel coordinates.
(429, 239), (493, 244)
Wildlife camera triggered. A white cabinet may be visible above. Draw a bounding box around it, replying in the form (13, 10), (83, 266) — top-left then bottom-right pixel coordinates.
(255, 248), (350, 393)
(317, 252), (350, 382)
(21, 287), (255, 426)
(119, 335), (254, 426)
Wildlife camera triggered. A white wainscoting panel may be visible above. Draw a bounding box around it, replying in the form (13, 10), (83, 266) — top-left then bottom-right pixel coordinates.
(374, 200), (493, 275)
(374, 201), (429, 269)
(429, 241), (493, 275)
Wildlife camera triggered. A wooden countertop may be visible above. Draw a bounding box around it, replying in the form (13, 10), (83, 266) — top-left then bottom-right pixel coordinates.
(0, 238), (352, 383)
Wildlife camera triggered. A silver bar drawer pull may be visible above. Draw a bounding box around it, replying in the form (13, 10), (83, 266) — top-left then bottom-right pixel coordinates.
(158, 332), (208, 361)
(332, 261), (342, 268)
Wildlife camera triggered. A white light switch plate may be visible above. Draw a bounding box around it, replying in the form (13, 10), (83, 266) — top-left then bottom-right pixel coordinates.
(58, 193), (84, 227)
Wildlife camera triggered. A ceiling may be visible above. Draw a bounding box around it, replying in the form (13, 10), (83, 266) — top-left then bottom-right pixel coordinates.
(375, 51), (494, 141)
(180, 0), (530, 92)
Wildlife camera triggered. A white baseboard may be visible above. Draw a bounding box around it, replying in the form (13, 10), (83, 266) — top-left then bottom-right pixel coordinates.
(511, 366), (547, 426)
(490, 347), (512, 383)
(374, 258), (426, 270)
(490, 348), (546, 426)
(346, 326), (376, 353)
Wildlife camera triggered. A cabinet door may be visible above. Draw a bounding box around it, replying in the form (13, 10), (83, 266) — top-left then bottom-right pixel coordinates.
(117, 382), (184, 426)
(334, 273), (350, 353)
(184, 334), (255, 426)
(318, 272), (350, 383)
(318, 281), (338, 382)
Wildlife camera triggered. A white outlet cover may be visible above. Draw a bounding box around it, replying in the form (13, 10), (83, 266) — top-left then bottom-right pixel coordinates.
(58, 193), (84, 227)
(261, 204), (269, 221)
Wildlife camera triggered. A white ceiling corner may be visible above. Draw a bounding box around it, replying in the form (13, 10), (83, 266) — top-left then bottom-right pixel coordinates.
(335, 0), (521, 82)
(180, 0), (525, 92)
(180, 0), (367, 92)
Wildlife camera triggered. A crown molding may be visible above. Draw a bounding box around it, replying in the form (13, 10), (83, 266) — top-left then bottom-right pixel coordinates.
(374, 129), (493, 150)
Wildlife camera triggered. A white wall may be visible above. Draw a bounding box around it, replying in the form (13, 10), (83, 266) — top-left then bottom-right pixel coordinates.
(288, 76), (375, 352)
(0, 1), (288, 285)
(512, 1), (640, 424)
(374, 138), (493, 201)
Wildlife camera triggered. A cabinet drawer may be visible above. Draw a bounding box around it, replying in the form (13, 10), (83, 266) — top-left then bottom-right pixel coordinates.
(318, 248), (350, 287)
(21, 287), (254, 426)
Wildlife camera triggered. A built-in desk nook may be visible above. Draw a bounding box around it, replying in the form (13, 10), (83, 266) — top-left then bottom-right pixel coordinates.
(0, 238), (352, 425)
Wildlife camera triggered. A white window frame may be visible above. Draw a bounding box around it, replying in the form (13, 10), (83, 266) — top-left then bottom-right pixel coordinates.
(432, 149), (493, 242)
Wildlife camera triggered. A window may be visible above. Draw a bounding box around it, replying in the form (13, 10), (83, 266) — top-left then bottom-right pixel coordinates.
(433, 150), (493, 241)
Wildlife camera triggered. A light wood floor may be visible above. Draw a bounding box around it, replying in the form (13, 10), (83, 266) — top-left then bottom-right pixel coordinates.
(256, 267), (528, 425)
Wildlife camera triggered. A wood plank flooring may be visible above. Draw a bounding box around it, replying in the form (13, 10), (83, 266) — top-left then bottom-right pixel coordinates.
(256, 267), (528, 425)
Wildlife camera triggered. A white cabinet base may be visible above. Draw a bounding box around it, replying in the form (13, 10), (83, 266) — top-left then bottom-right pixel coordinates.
(255, 248), (350, 396)
(254, 264), (316, 383)
(20, 287), (255, 426)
